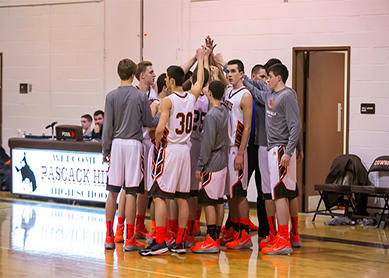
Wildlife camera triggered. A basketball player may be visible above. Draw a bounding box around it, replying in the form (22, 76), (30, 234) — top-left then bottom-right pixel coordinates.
(103, 58), (160, 251)
(145, 73), (170, 244)
(113, 61), (158, 243)
(190, 79), (229, 253)
(219, 59), (254, 250)
(243, 63), (302, 255)
(243, 59), (303, 252)
(135, 61), (158, 239)
(187, 64), (210, 246)
(139, 48), (206, 256)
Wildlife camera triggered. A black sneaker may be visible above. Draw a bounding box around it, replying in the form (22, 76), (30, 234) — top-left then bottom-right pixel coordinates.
(139, 239), (168, 256)
(168, 239), (186, 254)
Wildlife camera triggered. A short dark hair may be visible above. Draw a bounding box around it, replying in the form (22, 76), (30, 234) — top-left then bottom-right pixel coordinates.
(227, 59), (244, 73)
(264, 58), (282, 71)
(117, 59), (137, 81)
(251, 64), (265, 75)
(135, 61), (153, 80)
(208, 80), (225, 100)
(93, 110), (104, 118)
(268, 63), (289, 83)
(157, 73), (167, 94)
(167, 66), (185, 87)
(192, 67), (209, 88)
(81, 114), (92, 122)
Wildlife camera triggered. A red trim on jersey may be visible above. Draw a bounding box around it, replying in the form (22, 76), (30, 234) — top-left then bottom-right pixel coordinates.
(228, 86), (247, 99)
(174, 91), (188, 98)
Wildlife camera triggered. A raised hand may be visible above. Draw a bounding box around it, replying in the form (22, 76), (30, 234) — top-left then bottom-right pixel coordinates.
(205, 35), (217, 51)
(203, 45), (212, 57)
(196, 47), (205, 60)
(214, 53), (226, 67)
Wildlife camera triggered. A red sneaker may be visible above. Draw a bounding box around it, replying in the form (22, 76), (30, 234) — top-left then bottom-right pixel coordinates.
(220, 227), (238, 245)
(105, 235), (115, 249)
(289, 232), (301, 248)
(114, 224), (124, 243)
(225, 230), (253, 250)
(249, 216), (258, 231)
(259, 233), (276, 249)
(123, 236), (146, 251)
(190, 235), (219, 253)
(261, 236), (293, 255)
(135, 223), (149, 239)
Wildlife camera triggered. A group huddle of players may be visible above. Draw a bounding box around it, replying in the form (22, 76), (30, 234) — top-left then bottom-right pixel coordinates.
(102, 36), (303, 256)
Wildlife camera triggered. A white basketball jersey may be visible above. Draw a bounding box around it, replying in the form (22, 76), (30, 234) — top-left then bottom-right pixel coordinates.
(164, 92), (196, 145)
(224, 86), (248, 147)
(147, 86), (158, 102)
(141, 87), (159, 140)
(191, 93), (209, 141)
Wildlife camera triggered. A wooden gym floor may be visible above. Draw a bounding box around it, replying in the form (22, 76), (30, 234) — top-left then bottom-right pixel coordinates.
(0, 192), (388, 278)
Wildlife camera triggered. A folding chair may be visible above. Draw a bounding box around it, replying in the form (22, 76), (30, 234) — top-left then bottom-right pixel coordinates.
(351, 156), (389, 228)
(312, 184), (355, 221)
(312, 154), (367, 222)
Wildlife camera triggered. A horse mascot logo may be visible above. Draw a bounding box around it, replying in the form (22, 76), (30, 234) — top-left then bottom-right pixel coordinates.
(15, 153), (37, 192)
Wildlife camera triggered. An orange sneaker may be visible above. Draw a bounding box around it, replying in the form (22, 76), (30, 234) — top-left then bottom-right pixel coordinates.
(123, 236), (146, 251)
(225, 230), (253, 249)
(114, 224), (124, 243)
(190, 235), (219, 253)
(259, 233), (276, 249)
(261, 236), (293, 255)
(249, 217), (258, 231)
(135, 223), (149, 239)
(220, 227), (238, 245)
(289, 232), (301, 248)
(146, 229), (156, 244)
(194, 220), (201, 236)
(105, 235), (115, 249)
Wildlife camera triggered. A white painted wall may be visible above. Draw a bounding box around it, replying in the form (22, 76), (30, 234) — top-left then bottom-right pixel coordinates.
(0, 0), (105, 150)
(0, 0), (388, 176)
(188, 0), (389, 171)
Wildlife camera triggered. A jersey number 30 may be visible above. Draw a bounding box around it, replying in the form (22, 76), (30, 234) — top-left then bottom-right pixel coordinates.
(176, 112), (193, 135)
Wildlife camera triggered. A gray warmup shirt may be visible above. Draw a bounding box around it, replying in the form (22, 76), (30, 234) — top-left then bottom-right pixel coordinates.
(243, 78), (301, 157)
(102, 85), (160, 156)
(196, 105), (229, 173)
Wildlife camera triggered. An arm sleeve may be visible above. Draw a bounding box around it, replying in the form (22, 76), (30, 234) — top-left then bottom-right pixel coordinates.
(196, 114), (217, 172)
(285, 93), (302, 156)
(102, 97), (113, 156)
(150, 112), (161, 128)
(243, 78), (266, 106)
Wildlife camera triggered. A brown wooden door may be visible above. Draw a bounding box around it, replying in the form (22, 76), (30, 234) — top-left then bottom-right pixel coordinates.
(305, 51), (345, 210)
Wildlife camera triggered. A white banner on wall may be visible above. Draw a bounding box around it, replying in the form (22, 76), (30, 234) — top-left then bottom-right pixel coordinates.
(12, 148), (109, 203)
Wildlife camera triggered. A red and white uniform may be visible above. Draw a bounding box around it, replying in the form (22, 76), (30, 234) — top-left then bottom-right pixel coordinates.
(224, 86), (249, 197)
(150, 92), (196, 199)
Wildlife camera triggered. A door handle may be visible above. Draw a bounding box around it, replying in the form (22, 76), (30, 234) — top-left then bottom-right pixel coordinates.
(337, 103), (342, 132)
